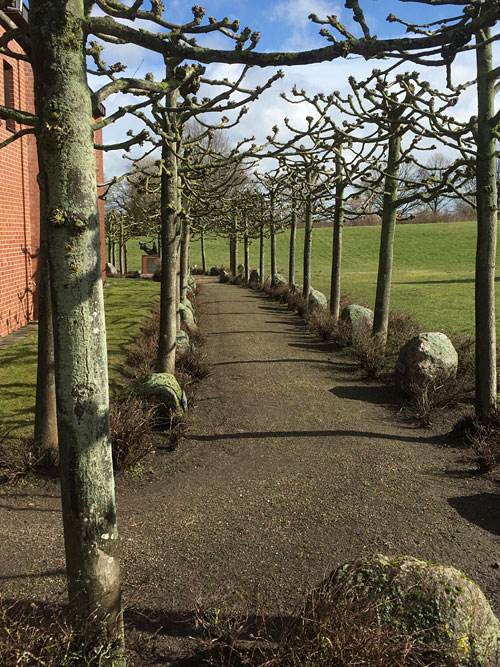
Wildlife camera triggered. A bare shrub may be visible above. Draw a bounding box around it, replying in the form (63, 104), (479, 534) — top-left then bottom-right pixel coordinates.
(350, 329), (386, 378)
(109, 395), (159, 471)
(124, 302), (160, 379)
(386, 310), (422, 361)
(262, 279), (271, 294)
(305, 310), (336, 341)
(0, 599), (122, 666)
(454, 409), (500, 472)
(0, 425), (55, 484)
(287, 292), (307, 317)
(270, 284), (292, 303)
(274, 595), (433, 667)
(176, 346), (211, 382)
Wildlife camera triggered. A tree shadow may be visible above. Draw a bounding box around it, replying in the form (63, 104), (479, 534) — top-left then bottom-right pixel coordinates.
(330, 384), (400, 406)
(448, 493), (500, 536)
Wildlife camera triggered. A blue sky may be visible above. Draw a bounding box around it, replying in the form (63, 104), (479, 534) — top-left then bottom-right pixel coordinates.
(97, 1), (481, 177)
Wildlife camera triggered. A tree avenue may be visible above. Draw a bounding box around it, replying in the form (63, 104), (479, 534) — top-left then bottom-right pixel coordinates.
(0, 0), (499, 653)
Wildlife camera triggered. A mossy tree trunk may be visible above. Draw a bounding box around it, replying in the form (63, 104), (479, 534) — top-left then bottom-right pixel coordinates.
(288, 188), (297, 287)
(118, 215), (124, 275)
(475, 26), (497, 418)
(259, 218), (265, 284)
(330, 154), (344, 323)
(243, 212), (249, 283)
(30, 0), (122, 644)
(200, 229), (207, 273)
(302, 169), (314, 306)
(372, 112), (402, 347)
(230, 217), (237, 276)
(157, 88), (179, 374)
(34, 184), (58, 459)
(270, 191), (276, 278)
(180, 218), (190, 305)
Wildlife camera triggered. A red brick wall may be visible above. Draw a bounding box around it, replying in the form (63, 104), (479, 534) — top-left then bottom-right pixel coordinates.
(0, 26), (39, 338)
(0, 21), (106, 338)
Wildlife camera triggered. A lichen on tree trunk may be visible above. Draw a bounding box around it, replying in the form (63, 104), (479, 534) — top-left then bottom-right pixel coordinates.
(330, 155), (344, 323)
(29, 0), (122, 644)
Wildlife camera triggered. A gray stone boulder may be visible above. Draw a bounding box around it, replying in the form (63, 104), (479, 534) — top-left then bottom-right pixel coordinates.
(308, 289), (328, 312)
(291, 283), (303, 293)
(179, 302), (197, 330)
(129, 372), (187, 417)
(237, 263), (245, 276)
(187, 274), (196, 291)
(219, 270), (230, 283)
(341, 304), (374, 342)
(176, 329), (190, 355)
(306, 554), (500, 666)
(396, 331), (458, 392)
(249, 269), (260, 284)
(209, 266), (220, 276)
(269, 273), (287, 288)
(105, 262), (119, 277)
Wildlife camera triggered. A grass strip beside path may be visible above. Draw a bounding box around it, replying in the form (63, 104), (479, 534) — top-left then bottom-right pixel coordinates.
(0, 279), (160, 435)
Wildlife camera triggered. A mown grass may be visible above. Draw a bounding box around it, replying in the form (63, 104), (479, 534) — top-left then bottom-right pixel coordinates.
(130, 220), (486, 337)
(0, 279), (160, 435)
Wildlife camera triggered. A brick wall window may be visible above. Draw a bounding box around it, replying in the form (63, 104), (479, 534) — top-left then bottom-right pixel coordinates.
(3, 61), (15, 132)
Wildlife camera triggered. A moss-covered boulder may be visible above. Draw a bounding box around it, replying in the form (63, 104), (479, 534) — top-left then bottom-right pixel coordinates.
(176, 329), (190, 355)
(341, 304), (373, 342)
(305, 554), (500, 666)
(249, 269), (260, 285)
(130, 372), (186, 417)
(179, 302), (197, 331)
(396, 332), (458, 393)
(308, 289), (328, 312)
(269, 273), (286, 288)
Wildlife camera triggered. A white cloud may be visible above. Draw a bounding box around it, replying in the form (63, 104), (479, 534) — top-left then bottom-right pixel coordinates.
(269, 0), (343, 50)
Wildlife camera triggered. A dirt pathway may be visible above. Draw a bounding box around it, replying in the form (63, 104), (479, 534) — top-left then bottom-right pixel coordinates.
(1, 276), (500, 660)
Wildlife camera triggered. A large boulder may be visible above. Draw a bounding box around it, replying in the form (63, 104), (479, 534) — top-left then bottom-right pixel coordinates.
(303, 554), (500, 666)
(187, 274), (196, 291)
(105, 262), (119, 277)
(178, 302), (197, 330)
(270, 273), (287, 289)
(341, 304), (374, 342)
(209, 266), (220, 276)
(237, 263), (245, 276)
(219, 270), (230, 284)
(308, 289), (328, 312)
(129, 372), (187, 417)
(176, 329), (190, 355)
(249, 269), (260, 285)
(396, 331), (458, 392)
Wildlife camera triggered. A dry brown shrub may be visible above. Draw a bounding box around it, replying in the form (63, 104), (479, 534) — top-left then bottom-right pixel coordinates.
(109, 395), (159, 470)
(287, 292), (307, 317)
(305, 309), (336, 341)
(0, 427), (55, 484)
(350, 329), (386, 377)
(454, 409), (500, 472)
(270, 284), (291, 303)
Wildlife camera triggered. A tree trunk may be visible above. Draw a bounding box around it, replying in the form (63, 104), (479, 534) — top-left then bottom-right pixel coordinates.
(230, 219), (237, 276)
(288, 192), (297, 287)
(372, 119), (401, 346)
(259, 220), (265, 285)
(118, 217), (124, 275)
(34, 183), (58, 460)
(270, 191), (276, 278)
(180, 219), (190, 305)
(111, 241), (116, 267)
(330, 155), (344, 323)
(302, 172), (314, 306)
(156, 89), (179, 374)
(200, 230), (207, 273)
(124, 242), (128, 274)
(475, 26), (497, 417)
(243, 214), (249, 284)
(30, 0), (122, 645)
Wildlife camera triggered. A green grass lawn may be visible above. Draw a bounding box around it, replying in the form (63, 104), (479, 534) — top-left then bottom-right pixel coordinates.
(177, 220), (486, 337)
(0, 279), (160, 435)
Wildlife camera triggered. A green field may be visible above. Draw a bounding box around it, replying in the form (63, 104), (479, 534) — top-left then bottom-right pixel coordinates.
(0, 280), (160, 434)
(124, 220), (489, 337)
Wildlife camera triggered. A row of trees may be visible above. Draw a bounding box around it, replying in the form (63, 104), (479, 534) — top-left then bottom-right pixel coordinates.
(0, 0), (499, 655)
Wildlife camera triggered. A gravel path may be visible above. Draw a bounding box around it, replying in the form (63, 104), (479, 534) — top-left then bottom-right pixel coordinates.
(1, 276), (500, 662)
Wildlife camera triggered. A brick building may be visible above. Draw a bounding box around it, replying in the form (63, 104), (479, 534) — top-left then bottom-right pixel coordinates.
(0, 4), (105, 339)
